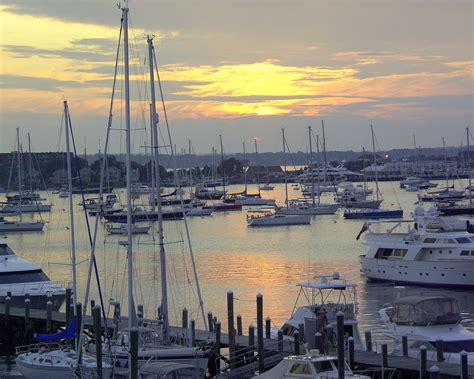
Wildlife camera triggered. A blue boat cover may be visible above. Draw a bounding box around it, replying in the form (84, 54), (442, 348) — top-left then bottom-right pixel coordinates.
(35, 316), (77, 342)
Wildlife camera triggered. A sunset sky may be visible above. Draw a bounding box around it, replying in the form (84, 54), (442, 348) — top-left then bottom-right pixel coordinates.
(1, 0), (473, 154)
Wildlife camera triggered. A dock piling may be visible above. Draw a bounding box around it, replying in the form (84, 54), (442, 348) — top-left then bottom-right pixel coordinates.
(227, 290), (235, 368)
(365, 330), (372, 352)
(137, 304), (144, 320)
(207, 311), (213, 332)
(429, 365), (440, 379)
(315, 332), (323, 354)
(182, 307), (188, 328)
(92, 305), (103, 379)
(265, 317), (271, 339)
(420, 345), (427, 379)
(435, 339), (444, 362)
(257, 293), (264, 374)
(90, 299), (95, 315)
(65, 288), (72, 326)
(237, 314), (243, 336)
(294, 331), (300, 355)
(402, 335), (408, 356)
(190, 319), (196, 347)
(46, 301), (52, 333)
(130, 327), (138, 379)
(278, 329), (283, 352)
(381, 343), (388, 372)
(461, 350), (468, 379)
(249, 324), (255, 349)
(336, 311), (344, 379)
(298, 322), (305, 342)
(215, 321), (221, 373)
(24, 298), (30, 334)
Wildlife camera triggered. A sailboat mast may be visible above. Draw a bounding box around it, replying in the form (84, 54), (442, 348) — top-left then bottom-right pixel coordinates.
(467, 127), (471, 204)
(370, 125), (379, 202)
(147, 35), (169, 340)
(64, 101), (78, 308)
(243, 142), (247, 193)
(122, 7), (135, 338)
(322, 120), (327, 182)
(315, 134), (321, 205)
(442, 137), (448, 187)
(219, 135), (226, 199)
(27, 133), (33, 193)
(308, 126), (315, 206)
(149, 103), (156, 211)
(254, 139), (261, 194)
(16, 128), (22, 221)
(282, 129), (288, 208)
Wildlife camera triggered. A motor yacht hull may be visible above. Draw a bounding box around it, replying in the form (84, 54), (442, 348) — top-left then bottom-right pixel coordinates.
(361, 256), (474, 288)
(344, 209), (403, 219)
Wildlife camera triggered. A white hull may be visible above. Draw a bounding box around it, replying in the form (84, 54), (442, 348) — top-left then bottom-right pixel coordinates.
(279, 203), (339, 215)
(0, 221), (45, 232)
(361, 257), (474, 287)
(106, 225), (150, 235)
(186, 207), (213, 216)
(248, 214), (311, 226)
(234, 198), (276, 206)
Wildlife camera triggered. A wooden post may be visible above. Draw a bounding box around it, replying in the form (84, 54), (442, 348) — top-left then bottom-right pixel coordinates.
(381, 343), (388, 370)
(435, 339), (444, 362)
(24, 298), (31, 334)
(265, 317), (271, 339)
(5, 296), (11, 326)
(336, 312), (344, 379)
(294, 331), (300, 355)
(429, 365), (440, 379)
(365, 330), (372, 352)
(402, 335), (408, 356)
(92, 305), (103, 379)
(190, 319), (196, 347)
(215, 321), (221, 373)
(420, 345), (427, 379)
(75, 302), (82, 362)
(207, 311), (213, 332)
(90, 299), (95, 315)
(249, 324), (255, 348)
(257, 293), (264, 374)
(227, 290), (235, 368)
(65, 288), (72, 326)
(237, 314), (243, 336)
(46, 301), (53, 333)
(278, 329), (283, 352)
(325, 324), (334, 351)
(315, 332), (323, 353)
(182, 307), (188, 328)
(348, 336), (355, 370)
(130, 327), (138, 379)
(460, 350), (468, 379)
(298, 322), (305, 342)
(137, 304), (144, 320)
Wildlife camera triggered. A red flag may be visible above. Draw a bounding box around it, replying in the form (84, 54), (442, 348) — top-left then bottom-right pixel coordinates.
(356, 223), (369, 240)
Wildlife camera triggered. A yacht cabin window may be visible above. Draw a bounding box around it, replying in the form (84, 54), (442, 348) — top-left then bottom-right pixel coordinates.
(375, 248), (407, 259)
(455, 237), (472, 244)
(0, 270), (49, 284)
(289, 363), (312, 374)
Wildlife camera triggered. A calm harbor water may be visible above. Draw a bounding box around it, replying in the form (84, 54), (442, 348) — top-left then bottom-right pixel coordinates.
(1, 181), (473, 375)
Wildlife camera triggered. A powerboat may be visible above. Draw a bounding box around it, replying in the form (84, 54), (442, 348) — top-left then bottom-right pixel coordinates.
(360, 205), (474, 287)
(247, 211), (311, 226)
(277, 273), (364, 351)
(343, 208), (403, 220)
(379, 296), (474, 364)
(254, 350), (369, 378)
(0, 243), (66, 310)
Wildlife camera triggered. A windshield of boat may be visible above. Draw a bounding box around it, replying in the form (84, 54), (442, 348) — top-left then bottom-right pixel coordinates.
(393, 298), (461, 326)
(313, 360), (335, 372)
(0, 269), (50, 284)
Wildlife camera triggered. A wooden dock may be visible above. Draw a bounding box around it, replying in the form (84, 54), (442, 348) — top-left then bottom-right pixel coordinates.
(1, 304), (472, 378)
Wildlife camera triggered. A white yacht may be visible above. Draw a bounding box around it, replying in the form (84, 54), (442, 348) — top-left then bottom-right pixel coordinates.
(247, 211), (311, 226)
(0, 216), (45, 232)
(106, 223), (151, 235)
(278, 273), (364, 351)
(379, 296), (474, 364)
(255, 350), (369, 378)
(360, 205), (474, 287)
(0, 201), (52, 214)
(278, 201), (339, 216)
(0, 243), (65, 310)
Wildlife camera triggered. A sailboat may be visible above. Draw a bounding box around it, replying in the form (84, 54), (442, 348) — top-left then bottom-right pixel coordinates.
(15, 102), (111, 378)
(248, 129), (310, 226)
(343, 125), (402, 219)
(279, 125), (339, 216)
(89, 22), (209, 372)
(0, 130), (46, 232)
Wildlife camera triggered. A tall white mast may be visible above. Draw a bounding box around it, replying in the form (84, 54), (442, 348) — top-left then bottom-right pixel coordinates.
(149, 103), (156, 211)
(16, 128), (22, 221)
(308, 126), (315, 206)
(282, 129), (288, 209)
(315, 134), (321, 205)
(147, 35), (169, 340)
(242, 142), (247, 193)
(321, 120), (327, 182)
(370, 125), (380, 202)
(254, 139), (261, 194)
(63, 101), (78, 310)
(467, 127), (471, 204)
(27, 133), (33, 193)
(442, 137), (448, 188)
(122, 6), (135, 341)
